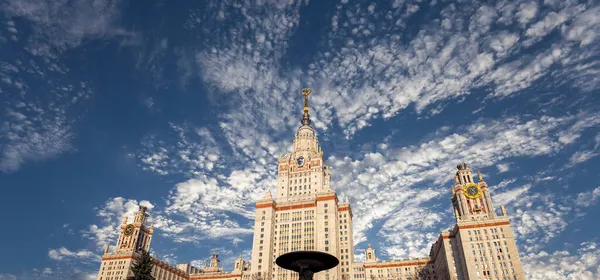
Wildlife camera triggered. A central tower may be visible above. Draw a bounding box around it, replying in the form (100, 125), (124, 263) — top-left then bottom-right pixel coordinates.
(250, 89), (354, 280)
(277, 88), (332, 201)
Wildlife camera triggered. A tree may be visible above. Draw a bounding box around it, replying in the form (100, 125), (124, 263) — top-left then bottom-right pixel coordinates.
(128, 250), (156, 280)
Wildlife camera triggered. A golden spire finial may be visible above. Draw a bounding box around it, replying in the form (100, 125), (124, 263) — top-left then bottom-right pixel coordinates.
(301, 88), (312, 126)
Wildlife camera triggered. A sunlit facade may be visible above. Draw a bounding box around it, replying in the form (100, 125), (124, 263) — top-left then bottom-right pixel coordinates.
(96, 89), (525, 280)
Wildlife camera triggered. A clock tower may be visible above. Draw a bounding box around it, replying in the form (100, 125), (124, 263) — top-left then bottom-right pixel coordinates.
(441, 163), (526, 279)
(451, 163), (495, 221)
(96, 205), (158, 280)
(115, 205), (154, 253)
(276, 88), (332, 202)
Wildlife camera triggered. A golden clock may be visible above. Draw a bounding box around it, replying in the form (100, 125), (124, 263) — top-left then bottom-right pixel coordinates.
(124, 224), (135, 236)
(464, 183), (482, 199)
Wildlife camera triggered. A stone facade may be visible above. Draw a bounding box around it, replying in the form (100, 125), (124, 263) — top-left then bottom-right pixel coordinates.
(96, 89), (525, 280)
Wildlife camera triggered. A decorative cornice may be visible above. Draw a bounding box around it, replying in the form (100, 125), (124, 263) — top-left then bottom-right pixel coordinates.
(457, 220), (510, 230)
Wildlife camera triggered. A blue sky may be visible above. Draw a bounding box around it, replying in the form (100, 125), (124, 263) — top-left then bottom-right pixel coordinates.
(1, 0), (600, 279)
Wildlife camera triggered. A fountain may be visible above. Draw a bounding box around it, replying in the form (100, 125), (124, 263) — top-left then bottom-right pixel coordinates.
(275, 251), (339, 280)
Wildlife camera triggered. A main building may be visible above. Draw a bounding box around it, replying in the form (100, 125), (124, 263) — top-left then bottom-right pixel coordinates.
(97, 89), (525, 280)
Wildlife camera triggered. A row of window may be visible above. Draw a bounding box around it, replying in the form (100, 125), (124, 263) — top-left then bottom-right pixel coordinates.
(470, 234), (506, 242)
(468, 228), (504, 235)
(473, 253), (512, 263)
(476, 268), (516, 277)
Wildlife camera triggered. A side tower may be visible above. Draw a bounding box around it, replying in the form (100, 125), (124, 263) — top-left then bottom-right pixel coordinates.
(97, 206), (187, 280)
(444, 163), (525, 280)
(116, 205), (153, 253)
(96, 206), (155, 280)
(452, 163), (495, 221)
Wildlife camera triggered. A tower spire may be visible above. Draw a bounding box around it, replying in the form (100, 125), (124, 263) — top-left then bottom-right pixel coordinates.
(301, 88), (312, 126)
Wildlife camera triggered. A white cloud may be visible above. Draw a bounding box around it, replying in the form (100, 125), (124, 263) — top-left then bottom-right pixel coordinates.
(0, 21), (96, 172)
(575, 186), (600, 208)
(524, 6), (582, 43)
(566, 150), (599, 168)
(517, 1), (538, 25)
(523, 242), (600, 280)
(1, 0), (134, 56)
(563, 6), (600, 46)
(136, 123), (222, 176)
(155, 174), (260, 242)
(495, 178), (517, 190)
(0, 0), (142, 173)
(48, 247), (97, 262)
(494, 184), (532, 206)
(0, 274), (17, 280)
(507, 184), (600, 253)
(189, 0), (600, 140)
(8, 267), (98, 280)
(0, 77), (93, 172)
(42, 268), (52, 276)
(497, 163), (510, 173)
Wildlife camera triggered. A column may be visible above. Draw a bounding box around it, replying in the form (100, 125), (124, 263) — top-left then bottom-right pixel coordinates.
(483, 189), (495, 217)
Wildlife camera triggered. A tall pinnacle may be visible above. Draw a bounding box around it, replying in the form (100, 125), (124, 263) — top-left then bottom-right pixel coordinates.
(301, 88), (312, 126)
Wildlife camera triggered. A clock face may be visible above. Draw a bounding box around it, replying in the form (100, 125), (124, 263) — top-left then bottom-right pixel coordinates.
(296, 156), (305, 167)
(124, 224), (135, 236)
(464, 183), (481, 199)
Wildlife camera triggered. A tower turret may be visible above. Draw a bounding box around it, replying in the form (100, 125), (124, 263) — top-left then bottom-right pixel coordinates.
(365, 244), (377, 263)
(452, 163), (496, 221)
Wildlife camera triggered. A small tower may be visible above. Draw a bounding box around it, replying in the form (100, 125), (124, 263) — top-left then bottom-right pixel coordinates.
(234, 255), (245, 272)
(205, 254), (221, 272)
(365, 244), (377, 263)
